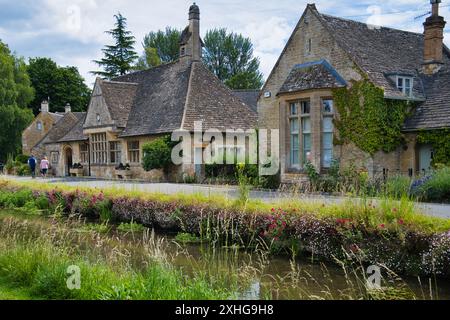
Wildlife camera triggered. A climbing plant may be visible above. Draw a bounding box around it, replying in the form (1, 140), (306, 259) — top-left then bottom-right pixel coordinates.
(417, 129), (450, 166)
(333, 79), (412, 155)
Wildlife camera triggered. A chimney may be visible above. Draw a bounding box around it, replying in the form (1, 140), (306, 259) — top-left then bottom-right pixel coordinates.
(180, 3), (202, 63)
(423, 0), (446, 74)
(40, 100), (49, 113)
(65, 103), (72, 114)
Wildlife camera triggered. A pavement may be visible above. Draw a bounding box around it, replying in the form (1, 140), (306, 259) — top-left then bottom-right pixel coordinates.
(2, 175), (449, 219)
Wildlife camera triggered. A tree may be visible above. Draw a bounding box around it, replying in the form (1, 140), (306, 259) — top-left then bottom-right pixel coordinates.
(140, 27), (181, 67)
(92, 13), (138, 78)
(0, 40), (34, 161)
(28, 57), (91, 114)
(203, 28), (263, 90)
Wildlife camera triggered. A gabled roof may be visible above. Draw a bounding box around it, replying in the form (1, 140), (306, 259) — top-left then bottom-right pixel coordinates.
(404, 71), (450, 131)
(38, 112), (86, 145)
(58, 113), (88, 142)
(232, 90), (260, 112)
(278, 60), (346, 95)
(99, 81), (138, 128)
(182, 62), (257, 131)
(315, 10), (450, 99)
(113, 60), (257, 137)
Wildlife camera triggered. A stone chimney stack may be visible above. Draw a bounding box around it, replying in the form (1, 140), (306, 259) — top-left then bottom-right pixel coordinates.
(180, 3), (202, 63)
(65, 103), (72, 113)
(423, 0), (446, 74)
(40, 100), (49, 113)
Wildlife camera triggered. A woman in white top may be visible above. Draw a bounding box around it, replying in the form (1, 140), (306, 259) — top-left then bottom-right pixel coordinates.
(40, 156), (50, 178)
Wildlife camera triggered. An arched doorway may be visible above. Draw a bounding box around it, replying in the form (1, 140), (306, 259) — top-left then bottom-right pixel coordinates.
(64, 147), (73, 177)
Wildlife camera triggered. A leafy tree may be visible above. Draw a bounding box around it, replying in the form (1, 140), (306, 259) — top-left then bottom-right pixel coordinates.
(139, 27), (181, 68)
(92, 13), (138, 78)
(135, 47), (161, 70)
(0, 40), (34, 161)
(203, 28), (263, 89)
(142, 136), (173, 171)
(28, 57), (91, 114)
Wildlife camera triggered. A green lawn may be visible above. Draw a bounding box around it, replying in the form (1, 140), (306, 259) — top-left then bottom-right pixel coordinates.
(0, 279), (37, 300)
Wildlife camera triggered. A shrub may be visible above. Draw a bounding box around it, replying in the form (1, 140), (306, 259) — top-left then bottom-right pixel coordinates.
(385, 175), (412, 199)
(16, 164), (31, 177)
(418, 167), (450, 203)
(15, 154), (29, 164)
(142, 136), (172, 171)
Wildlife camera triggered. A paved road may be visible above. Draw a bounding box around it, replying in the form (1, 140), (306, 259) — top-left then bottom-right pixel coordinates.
(2, 175), (449, 219)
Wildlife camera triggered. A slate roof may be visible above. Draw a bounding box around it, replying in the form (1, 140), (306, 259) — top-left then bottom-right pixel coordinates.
(404, 71), (450, 131)
(39, 112), (86, 145)
(58, 113), (88, 142)
(316, 12), (450, 100)
(49, 112), (64, 122)
(113, 60), (257, 137)
(232, 90), (260, 112)
(278, 60), (346, 95)
(99, 81), (138, 128)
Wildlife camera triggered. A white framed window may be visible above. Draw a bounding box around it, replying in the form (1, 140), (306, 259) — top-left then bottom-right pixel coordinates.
(36, 121), (43, 131)
(109, 141), (121, 164)
(91, 133), (107, 164)
(288, 100), (311, 169)
(302, 117), (311, 166)
(322, 99), (334, 168)
(397, 76), (413, 97)
(50, 152), (59, 164)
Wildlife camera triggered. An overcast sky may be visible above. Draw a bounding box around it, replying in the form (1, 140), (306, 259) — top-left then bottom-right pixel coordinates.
(1, 0), (449, 86)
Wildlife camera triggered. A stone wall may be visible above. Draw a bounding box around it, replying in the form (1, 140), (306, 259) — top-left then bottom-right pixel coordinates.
(22, 113), (59, 156)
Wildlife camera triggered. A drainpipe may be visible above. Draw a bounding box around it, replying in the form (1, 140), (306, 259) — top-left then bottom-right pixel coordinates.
(88, 140), (91, 177)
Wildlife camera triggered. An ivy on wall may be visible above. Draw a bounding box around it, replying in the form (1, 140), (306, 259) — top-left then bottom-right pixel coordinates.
(333, 80), (412, 155)
(417, 129), (450, 166)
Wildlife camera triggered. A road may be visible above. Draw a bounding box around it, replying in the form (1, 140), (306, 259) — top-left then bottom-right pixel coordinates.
(2, 175), (449, 219)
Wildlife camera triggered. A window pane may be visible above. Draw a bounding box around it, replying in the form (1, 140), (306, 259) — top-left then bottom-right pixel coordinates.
(290, 118), (299, 133)
(301, 101), (310, 114)
(322, 149), (333, 168)
(397, 77), (403, 88)
(290, 103), (298, 115)
(303, 134), (311, 151)
(323, 117), (333, 132)
(323, 133), (333, 149)
(302, 118), (311, 133)
(323, 100), (334, 113)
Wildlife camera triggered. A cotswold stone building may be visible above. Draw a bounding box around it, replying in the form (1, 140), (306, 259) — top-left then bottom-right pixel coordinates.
(23, 4), (257, 180)
(258, 2), (450, 184)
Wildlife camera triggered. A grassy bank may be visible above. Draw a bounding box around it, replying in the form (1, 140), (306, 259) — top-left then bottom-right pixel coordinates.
(1, 178), (449, 279)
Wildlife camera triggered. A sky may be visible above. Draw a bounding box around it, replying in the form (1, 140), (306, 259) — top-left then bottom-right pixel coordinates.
(1, 0), (449, 87)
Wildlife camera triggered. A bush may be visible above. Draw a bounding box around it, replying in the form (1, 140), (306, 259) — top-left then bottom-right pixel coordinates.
(16, 164), (31, 176)
(142, 136), (172, 171)
(418, 167), (450, 203)
(15, 154), (29, 164)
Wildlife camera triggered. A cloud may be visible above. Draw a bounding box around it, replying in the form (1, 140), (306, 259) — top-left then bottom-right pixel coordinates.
(0, 0), (449, 86)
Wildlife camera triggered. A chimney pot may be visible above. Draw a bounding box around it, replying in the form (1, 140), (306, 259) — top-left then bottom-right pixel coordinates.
(65, 103), (72, 113)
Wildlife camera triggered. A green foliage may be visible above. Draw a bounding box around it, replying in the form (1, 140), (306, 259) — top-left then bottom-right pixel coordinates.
(417, 129), (450, 166)
(333, 80), (411, 155)
(92, 13), (138, 79)
(203, 28), (263, 89)
(175, 232), (202, 244)
(235, 163), (251, 205)
(15, 154), (29, 164)
(16, 164), (31, 177)
(385, 175), (412, 199)
(27, 58), (90, 114)
(138, 27), (181, 68)
(418, 167), (450, 203)
(117, 221), (145, 233)
(142, 136), (172, 171)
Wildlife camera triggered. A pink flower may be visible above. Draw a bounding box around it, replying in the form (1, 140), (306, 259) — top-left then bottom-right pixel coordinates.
(398, 219), (405, 225)
(379, 224), (385, 229)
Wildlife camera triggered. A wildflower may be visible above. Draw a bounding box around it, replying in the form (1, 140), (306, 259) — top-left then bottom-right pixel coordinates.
(379, 224), (385, 229)
(398, 219), (405, 225)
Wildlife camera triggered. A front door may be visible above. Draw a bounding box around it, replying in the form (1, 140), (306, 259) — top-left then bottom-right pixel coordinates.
(419, 144), (433, 174)
(65, 148), (73, 176)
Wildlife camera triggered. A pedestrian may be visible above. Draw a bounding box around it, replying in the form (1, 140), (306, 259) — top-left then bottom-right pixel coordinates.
(28, 154), (37, 179)
(40, 156), (49, 178)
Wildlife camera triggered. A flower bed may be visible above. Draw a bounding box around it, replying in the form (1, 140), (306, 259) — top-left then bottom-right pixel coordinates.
(0, 179), (449, 278)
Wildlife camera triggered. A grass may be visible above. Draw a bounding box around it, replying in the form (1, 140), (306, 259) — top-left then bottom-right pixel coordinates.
(175, 232), (202, 244)
(1, 177), (449, 234)
(0, 279), (38, 300)
(117, 221), (146, 233)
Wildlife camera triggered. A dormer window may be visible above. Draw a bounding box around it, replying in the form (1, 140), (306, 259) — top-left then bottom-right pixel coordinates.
(397, 76), (413, 97)
(36, 121), (43, 131)
(96, 114), (101, 124)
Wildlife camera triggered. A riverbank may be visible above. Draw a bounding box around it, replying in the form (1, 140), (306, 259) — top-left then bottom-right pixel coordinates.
(0, 178), (449, 279)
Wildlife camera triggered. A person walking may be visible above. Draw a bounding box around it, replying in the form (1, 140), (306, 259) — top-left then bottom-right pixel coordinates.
(40, 156), (49, 178)
(28, 155), (37, 179)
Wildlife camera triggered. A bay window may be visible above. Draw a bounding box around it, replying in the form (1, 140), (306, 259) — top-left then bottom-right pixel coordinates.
(322, 99), (334, 168)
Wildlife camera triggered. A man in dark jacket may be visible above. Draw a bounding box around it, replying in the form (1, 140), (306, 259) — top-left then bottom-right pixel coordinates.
(28, 155), (37, 179)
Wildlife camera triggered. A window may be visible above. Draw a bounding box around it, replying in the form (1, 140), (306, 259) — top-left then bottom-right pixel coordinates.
(306, 38), (312, 55)
(288, 100), (311, 168)
(322, 99), (334, 168)
(96, 114), (101, 124)
(180, 47), (186, 56)
(128, 141), (140, 163)
(36, 121), (43, 131)
(91, 133), (107, 164)
(50, 152), (59, 164)
(109, 141), (121, 164)
(397, 76), (413, 97)
(79, 143), (89, 164)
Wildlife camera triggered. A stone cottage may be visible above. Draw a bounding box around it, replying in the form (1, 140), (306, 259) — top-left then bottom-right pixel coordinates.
(23, 4), (257, 181)
(258, 2), (450, 184)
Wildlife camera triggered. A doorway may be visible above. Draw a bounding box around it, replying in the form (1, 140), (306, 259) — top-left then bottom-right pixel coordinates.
(65, 148), (73, 177)
(418, 144), (433, 174)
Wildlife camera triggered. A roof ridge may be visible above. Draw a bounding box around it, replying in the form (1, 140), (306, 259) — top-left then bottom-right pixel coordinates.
(320, 13), (424, 36)
(114, 60), (179, 80)
(103, 80), (139, 85)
